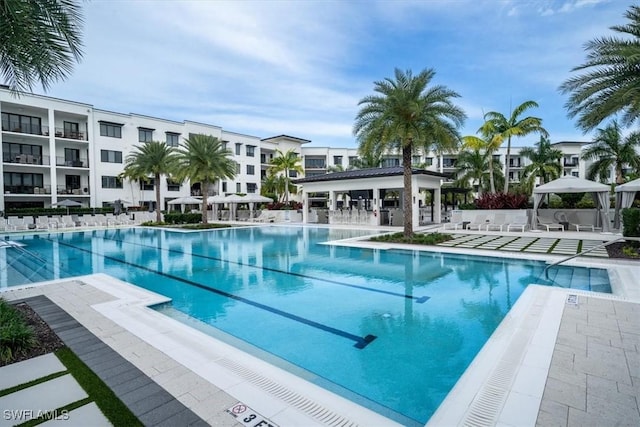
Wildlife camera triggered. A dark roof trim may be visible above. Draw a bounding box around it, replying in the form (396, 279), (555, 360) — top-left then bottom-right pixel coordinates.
(293, 166), (449, 184)
(165, 131), (180, 135)
(137, 126), (155, 131)
(98, 120), (124, 126)
(261, 134), (311, 144)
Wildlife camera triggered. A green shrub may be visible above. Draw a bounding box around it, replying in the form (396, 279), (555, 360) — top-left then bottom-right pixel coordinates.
(163, 212), (202, 224)
(621, 208), (640, 237)
(474, 193), (529, 209)
(0, 299), (36, 363)
(575, 195), (596, 209)
(370, 232), (453, 245)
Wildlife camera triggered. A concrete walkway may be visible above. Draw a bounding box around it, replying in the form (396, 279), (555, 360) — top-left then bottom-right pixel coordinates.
(0, 353), (110, 427)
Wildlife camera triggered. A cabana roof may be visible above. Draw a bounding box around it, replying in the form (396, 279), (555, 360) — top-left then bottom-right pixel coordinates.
(614, 177), (640, 192)
(533, 175), (609, 194)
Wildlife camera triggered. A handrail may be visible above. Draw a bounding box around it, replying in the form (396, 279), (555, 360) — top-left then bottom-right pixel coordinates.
(543, 237), (626, 279)
(3, 239), (48, 264)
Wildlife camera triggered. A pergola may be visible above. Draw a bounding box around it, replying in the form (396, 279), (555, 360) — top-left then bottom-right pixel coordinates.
(294, 167), (449, 229)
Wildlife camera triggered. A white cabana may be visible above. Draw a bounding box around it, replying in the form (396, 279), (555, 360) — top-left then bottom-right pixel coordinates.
(167, 196), (202, 213)
(614, 177), (640, 228)
(532, 175), (611, 231)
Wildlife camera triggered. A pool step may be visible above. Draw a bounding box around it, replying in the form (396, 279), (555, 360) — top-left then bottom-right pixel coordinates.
(3, 247), (53, 285)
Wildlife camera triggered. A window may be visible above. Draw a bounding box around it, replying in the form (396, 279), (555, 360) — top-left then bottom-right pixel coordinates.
(247, 165), (255, 175)
(246, 183), (257, 193)
(412, 156), (421, 165)
(235, 143), (241, 155)
(166, 132), (180, 147)
(141, 178), (155, 191)
(1, 113), (42, 135)
(305, 158), (326, 168)
(138, 127), (153, 142)
(101, 176), (122, 189)
(99, 122), (122, 138)
(289, 170), (298, 178)
(348, 156), (358, 166)
(235, 162), (241, 174)
(381, 158), (400, 168)
(100, 150), (122, 163)
(64, 148), (82, 167)
(167, 179), (181, 191)
(2, 142), (43, 164)
(246, 145), (255, 157)
(222, 182), (227, 193)
(65, 174), (80, 190)
(425, 157), (433, 166)
(63, 121), (80, 139)
(3, 172), (44, 193)
(236, 183), (241, 193)
(333, 156), (343, 166)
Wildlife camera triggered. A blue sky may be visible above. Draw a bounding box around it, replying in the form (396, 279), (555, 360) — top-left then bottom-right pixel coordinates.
(41, 0), (630, 148)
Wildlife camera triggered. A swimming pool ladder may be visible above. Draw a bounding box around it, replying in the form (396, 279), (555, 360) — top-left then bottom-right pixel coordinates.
(543, 237), (626, 280)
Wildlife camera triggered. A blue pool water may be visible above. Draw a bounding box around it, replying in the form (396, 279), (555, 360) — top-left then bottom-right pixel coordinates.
(0, 227), (610, 424)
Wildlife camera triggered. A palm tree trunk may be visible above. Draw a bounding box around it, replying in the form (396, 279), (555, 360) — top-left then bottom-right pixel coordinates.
(201, 180), (209, 224)
(503, 136), (511, 194)
(489, 161), (496, 193)
(155, 173), (162, 223)
(284, 169), (289, 204)
(402, 144), (413, 237)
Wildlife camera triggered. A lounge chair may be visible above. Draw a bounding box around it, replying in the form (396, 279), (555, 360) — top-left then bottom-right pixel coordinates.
(442, 211), (465, 230)
(253, 211), (275, 223)
(507, 216), (530, 232)
(466, 214), (488, 230)
(566, 211), (595, 232)
(537, 216), (564, 231)
(485, 213), (509, 231)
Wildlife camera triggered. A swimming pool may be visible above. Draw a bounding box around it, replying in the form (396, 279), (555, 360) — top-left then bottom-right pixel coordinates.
(0, 226), (611, 424)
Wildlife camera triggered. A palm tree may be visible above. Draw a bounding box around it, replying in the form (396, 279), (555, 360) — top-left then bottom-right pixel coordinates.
(455, 149), (503, 197)
(123, 141), (178, 223)
(481, 101), (548, 194)
(559, 5), (640, 132)
(268, 149), (303, 204)
(461, 132), (502, 193)
(519, 136), (563, 193)
(175, 134), (236, 224)
(354, 68), (466, 237)
(581, 120), (640, 184)
(1, 0), (84, 93)
(351, 151), (382, 169)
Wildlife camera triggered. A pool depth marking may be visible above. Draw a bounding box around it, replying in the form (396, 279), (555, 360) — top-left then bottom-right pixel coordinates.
(46, 237), (377, 349)
(96, 232), (431, 304)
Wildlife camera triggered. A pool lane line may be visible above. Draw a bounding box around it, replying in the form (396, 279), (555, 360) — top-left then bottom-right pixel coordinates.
(95, 233), (431, 304)
(44, 237), (377, 350)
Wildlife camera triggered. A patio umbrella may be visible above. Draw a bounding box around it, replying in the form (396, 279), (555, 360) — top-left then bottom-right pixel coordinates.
(53, 199), (82, 215)
(241, 194), (273, 218)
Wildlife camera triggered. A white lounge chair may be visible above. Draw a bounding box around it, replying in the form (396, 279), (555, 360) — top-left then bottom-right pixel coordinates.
(485, 213), (509, 231)
(566, 212), (595, 232)
(442, 211), (465, 230)
(466, 214), (488, 230)
(253, 211), (275, 223)
(507, 216), (530, 232)
(537, 216), (564, 231)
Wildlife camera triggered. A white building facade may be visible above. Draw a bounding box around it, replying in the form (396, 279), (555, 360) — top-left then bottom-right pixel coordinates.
(0, 87), (601, 212)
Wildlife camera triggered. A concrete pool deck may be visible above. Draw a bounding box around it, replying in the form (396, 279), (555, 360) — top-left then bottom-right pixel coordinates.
(0, 227), (638, 426)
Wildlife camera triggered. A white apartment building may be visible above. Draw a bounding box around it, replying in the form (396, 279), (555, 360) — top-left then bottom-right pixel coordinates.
(0, 87), (597, 212)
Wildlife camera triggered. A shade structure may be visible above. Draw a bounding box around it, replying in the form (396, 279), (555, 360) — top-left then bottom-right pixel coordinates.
(532, 175), (611, 231)
(614, 178), (640, 228)
(167, 196), (202, 213)
(53, 199), (83, 215)
(224, 194), (247, 220)
(242, 194), (273, 203)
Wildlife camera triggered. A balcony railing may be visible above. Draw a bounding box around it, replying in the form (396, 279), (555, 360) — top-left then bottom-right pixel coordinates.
(2, 121), (48, 136)
(3, 153), (51, 166)
(56, 185), (89, 195)
(56, 157), (89, 168)
(54, 128), (87, 141)
(4, 185), (52, 195)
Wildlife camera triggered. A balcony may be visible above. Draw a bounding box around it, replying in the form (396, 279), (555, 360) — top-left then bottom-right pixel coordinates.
(3, 153), (51, 166)
(56, 185), (89, 195)
(2, 122), (49, 137)
(564, 159), (579, 167)
(54, 128), (87, 141)
(56, 157), (89, 168)
(4, 185), (52, 195)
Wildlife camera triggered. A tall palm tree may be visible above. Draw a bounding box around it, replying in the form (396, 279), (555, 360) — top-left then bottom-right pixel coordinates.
(461, 131), (502, 193)
(351, 150), (383, 169)
(268, 149), (303, 204)
(123, 141), (178, 223)
(559, 5), (640, 132)
(519, 136), (563, 193)
(455, 149), (502, 197)
(481, 100), (548, 194)
(354, 68), (466, 237)
(581, 120), (640, 184)
(175, 134), (236, 224)
(1, 0), (84, 93)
